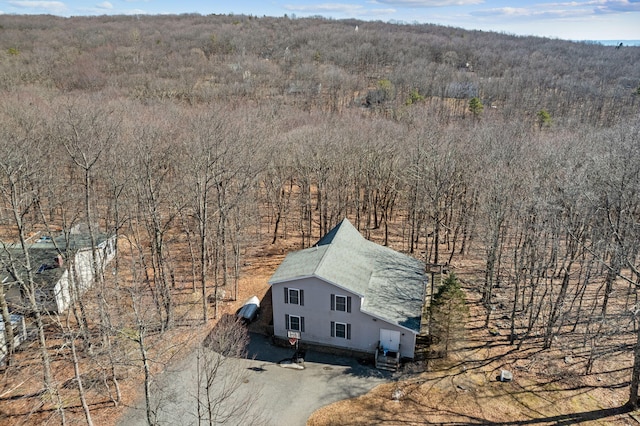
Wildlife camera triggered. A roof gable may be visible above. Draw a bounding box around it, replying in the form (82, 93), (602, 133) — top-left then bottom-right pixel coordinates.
(269, 218), (426, 332)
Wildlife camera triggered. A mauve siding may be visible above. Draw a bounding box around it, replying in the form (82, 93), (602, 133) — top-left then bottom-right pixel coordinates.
(272, 277), (416, 358)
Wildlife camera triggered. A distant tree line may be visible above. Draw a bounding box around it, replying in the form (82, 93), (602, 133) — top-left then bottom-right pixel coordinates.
(0, 13), (639, 422)
(0, 13), (637, 125)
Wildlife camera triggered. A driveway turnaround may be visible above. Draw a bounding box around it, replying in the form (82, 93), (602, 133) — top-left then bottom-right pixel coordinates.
(118, 333), (390, 426)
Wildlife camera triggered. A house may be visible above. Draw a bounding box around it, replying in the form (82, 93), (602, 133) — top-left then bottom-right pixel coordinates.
(269, 218), (427, 367)
(0, 313), (27, 366)
(1, 225), (117, 314)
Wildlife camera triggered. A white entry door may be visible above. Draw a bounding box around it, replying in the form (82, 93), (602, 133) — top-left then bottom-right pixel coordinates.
(379, 329), (401, 352)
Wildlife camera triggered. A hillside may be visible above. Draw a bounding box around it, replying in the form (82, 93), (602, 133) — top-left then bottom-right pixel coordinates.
(0, 13), (639, 425)
(1, 14), (638, 124)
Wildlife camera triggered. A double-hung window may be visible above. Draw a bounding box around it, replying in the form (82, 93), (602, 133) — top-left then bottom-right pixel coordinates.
(285, 314), (305, 332)
(330, 321), (351, 339)
(330, 294), (351, 312)
(284, 287), (304, 306)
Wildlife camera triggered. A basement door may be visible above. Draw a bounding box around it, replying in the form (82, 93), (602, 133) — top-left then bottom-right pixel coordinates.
(379, 329), (401, 352)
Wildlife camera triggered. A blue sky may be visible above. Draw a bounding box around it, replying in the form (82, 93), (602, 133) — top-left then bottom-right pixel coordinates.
(1, 0), (639, 41)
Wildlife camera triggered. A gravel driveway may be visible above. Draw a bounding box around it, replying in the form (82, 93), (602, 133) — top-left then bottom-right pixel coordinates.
(118, 333), (390, 426)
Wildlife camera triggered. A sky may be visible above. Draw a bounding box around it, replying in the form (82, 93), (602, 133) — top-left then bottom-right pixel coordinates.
(0, 0), (639, 41)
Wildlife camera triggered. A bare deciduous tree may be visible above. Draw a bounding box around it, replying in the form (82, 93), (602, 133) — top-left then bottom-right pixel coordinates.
(196, 314), (264, 426)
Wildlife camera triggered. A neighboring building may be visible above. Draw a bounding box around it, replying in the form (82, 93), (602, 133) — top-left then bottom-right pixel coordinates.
(269, 218), (427, 363)
(0, 313), (27, 366)
(1, 225), (116, 314)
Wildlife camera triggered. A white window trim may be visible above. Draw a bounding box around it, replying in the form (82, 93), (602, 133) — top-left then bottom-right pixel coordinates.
(287, 314), (302, 331)
(334, 321), (347, 339)
(285, 287), (304, 305)
(288, 288), (300, 305)
(330, 293), (351, 312)
(335, 295), (347, 312)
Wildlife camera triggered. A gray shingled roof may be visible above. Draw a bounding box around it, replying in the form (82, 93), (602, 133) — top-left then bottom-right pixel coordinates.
(269, 218), (426, 333)
(1, 230), (112, 291)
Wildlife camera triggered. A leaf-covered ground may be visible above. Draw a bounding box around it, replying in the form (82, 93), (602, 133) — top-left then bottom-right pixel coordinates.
(308, 268), (635, 425)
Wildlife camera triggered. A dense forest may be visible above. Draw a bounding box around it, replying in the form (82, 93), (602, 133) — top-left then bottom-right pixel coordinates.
(0, 13), (639, 424)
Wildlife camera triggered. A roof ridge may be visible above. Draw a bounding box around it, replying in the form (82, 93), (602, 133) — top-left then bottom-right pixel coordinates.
(268, 217), (426, 332)
(314, 218), (354, 274)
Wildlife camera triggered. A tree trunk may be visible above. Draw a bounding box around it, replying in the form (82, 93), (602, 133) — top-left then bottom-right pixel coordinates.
(71, 336), (94, 426)
(630, 325), (640, 408)
(0, 285), (15, 366)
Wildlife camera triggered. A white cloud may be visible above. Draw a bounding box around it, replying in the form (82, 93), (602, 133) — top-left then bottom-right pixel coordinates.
(284, 3), (365, 13)
(472, 6), (530, 16)
(8, 1), (67, 13)
(470, 1), (606, 19)
(470, 0), (640, 20)
(372, 0), (483, 6)
(357, 7), (398, 17)
(370, 8), (398, 14)
(96, 1), (113, 10)
(595, 0), (640, 13)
